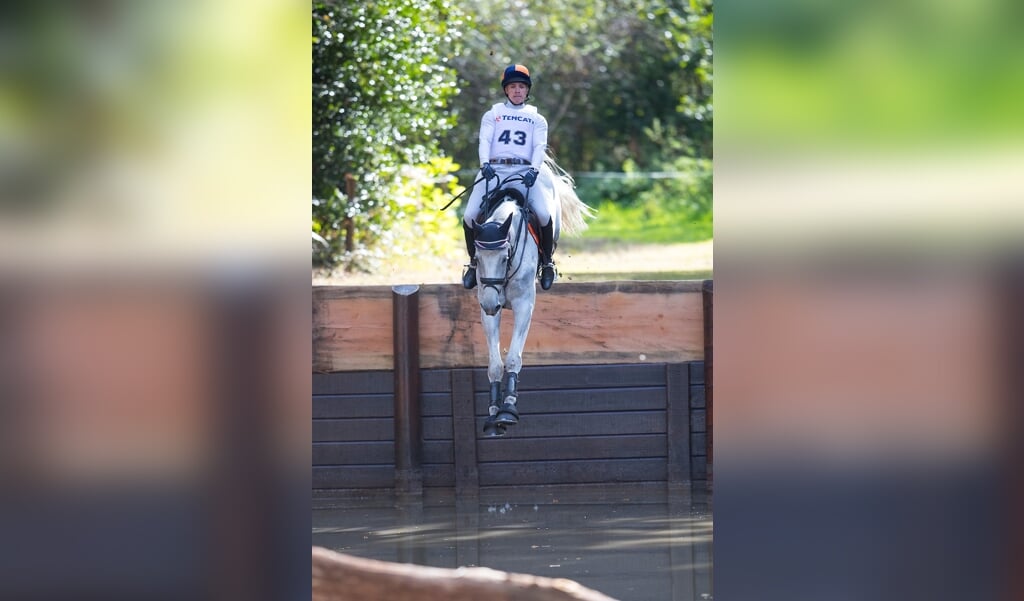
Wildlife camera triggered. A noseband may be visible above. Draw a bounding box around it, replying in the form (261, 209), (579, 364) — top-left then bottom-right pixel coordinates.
(475, 236), (512, 291)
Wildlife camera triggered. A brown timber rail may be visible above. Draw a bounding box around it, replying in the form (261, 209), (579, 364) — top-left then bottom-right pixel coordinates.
(312, 281), (712, 498)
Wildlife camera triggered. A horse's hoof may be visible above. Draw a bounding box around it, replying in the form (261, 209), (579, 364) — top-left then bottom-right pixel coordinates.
(483, 419), (507, 437)
(494, 402), (519, 426)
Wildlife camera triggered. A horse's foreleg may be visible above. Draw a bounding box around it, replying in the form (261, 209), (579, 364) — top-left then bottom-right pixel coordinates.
(481, 309), (504, 384)
(503, 301), (534, 379)
(494, 300), (534, 428)
(480, 310), (507, 436)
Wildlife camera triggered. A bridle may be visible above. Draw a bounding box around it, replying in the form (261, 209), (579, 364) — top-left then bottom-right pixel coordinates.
(475, 192), (532, 296)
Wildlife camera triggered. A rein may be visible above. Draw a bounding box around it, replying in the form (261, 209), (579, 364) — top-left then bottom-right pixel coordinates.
(439, 173), (487, 211)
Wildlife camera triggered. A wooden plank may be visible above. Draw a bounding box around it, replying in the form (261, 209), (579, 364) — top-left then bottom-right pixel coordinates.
(314, 418), (392, 442)
(314, 416), (451, 442)
(472, 363), (669, 390)
(421, 370), (454, 393)
(690, 433), (707, 457)
(475, 411), (665, 439)
(688, 385), (706, 409)
(477, 458), (666, 486)
(313, 393), (450, 419)
(313, 287), (393, 372)
(450, 369), (479, 494)
(690, 409), (706, 433)
(313, 441), (452, 466)
(313, 371), (392, 395)
(313, 370), (452, 394)
(690, 456), (708, 480)
(313, 465), (393, 489)
(313, 282), (705, 371)
(477, 434), (666, 462)
(472, 386), (666, 416)
(423, 464), (455, 488)
(688, 361), (705, 385)
(666, 363), (691, 484)
(476, 482), (669, 505)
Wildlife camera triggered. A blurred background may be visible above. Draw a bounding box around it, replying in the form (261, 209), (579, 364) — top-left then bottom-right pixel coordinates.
(713, 0), (1023, 600)
(0, 1), (310, 599)
(1, 0), (1022, 599)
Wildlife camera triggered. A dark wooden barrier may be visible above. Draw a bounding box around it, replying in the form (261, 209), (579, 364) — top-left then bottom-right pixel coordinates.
(312, 282), (710, 496)
(312, 361), (708, 495)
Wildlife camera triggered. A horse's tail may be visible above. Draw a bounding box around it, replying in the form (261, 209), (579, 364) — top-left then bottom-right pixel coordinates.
(542, 152), (595, 236)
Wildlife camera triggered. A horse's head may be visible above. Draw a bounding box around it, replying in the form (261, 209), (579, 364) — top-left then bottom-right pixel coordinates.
(473, 211), (514, 315)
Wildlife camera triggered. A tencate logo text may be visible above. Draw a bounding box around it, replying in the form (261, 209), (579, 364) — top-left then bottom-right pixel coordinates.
(497, 114), (534, 124)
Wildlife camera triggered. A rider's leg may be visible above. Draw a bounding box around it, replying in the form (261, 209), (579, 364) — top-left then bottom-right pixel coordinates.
(461, 184), (487, 289)
(527, 179), (558, 290)
(539, 218), (556, 290)
(462, 222), (477, 289)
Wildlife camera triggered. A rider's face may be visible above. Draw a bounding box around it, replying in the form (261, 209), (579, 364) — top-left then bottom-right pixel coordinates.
(504, 82), (528, 104)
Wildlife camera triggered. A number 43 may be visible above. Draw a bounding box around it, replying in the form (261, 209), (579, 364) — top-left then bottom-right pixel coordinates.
(498, 129), (527, 145)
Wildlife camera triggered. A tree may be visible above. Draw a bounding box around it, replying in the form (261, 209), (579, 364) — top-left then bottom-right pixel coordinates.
(447, 0), (712, 172)
(312, 0), (464, 268)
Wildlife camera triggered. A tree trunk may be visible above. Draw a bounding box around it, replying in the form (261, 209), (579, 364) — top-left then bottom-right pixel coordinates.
(312, 546), (620, 601)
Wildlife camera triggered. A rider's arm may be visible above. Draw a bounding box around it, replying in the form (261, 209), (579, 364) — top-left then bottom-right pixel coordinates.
(530, 113), (548, 169)
(478, 108), (496, 167)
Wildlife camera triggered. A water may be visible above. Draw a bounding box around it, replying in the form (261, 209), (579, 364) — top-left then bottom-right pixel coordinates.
(312, 484), (713, 601)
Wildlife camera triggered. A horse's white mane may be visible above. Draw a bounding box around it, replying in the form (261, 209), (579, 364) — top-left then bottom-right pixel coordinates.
(540, 152), (595, 236)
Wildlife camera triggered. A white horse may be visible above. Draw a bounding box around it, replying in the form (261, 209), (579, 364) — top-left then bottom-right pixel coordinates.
(471, 155), (593, 436)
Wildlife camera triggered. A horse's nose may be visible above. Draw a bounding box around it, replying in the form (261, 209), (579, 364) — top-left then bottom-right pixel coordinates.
(484, 304), (500, 316)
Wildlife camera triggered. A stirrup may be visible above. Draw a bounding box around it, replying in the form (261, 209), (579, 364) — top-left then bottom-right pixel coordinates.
(462, 260), (477, 289)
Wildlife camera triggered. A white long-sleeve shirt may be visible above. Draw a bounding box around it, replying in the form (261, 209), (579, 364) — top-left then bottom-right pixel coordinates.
(478, 101), (549, 169)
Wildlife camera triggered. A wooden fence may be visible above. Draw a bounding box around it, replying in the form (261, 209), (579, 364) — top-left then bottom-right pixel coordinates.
(312, 281), (712, 497)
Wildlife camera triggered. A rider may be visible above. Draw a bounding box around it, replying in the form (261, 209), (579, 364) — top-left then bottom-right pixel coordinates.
(462, 63), (558, 291)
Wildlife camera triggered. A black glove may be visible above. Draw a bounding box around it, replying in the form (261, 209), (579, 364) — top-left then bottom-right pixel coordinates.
(523, 168), (539, 187)
(480, 163), (496, 181)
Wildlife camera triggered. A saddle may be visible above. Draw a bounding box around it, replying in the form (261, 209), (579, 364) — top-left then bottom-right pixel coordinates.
(475, 186), (542, 249)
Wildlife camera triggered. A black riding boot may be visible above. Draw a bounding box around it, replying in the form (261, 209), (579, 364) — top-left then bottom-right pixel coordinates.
(539, 220), (556, 290)
(462, 222), (477, 289)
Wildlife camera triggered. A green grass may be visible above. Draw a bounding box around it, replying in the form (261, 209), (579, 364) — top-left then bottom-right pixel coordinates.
(580, 200), (713, 245)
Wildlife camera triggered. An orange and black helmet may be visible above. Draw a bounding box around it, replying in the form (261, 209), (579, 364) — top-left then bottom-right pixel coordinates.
(501, 64), (532, 89)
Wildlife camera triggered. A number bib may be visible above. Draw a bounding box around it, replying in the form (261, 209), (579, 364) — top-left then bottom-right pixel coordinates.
(485, 103), (547, 164)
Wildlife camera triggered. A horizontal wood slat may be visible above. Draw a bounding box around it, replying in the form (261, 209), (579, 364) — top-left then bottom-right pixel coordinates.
(476, 458), (667, 486)
(313, 393), (451, 419)
(313, 416), (452, 442)
(472, 363), (671, 390)
(313, 441), (453, 466)
(313, 464), (456, 489)
(313, 465), (393, 489)
(474, 411), (665, 438)
(472, 387), (665, 415)
(312, 369), (453, 394)
(313, 282), (704, 372)
(477, 434), (667, 463)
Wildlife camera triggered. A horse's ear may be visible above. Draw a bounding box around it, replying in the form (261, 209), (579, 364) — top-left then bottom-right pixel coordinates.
(498, 213), (513, 237)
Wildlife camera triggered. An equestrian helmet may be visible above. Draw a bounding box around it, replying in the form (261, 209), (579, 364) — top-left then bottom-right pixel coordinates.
(501, 64), (532, 89)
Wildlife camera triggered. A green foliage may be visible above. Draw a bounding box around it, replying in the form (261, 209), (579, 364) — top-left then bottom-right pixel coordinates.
(379, 157), (465, 271)
(448, 0), (712, 172)
(312, 0), (465, 268)
(579, 156), (712, 243)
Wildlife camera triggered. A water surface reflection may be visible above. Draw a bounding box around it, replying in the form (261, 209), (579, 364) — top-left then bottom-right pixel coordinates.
(313, 485), (712, 601)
